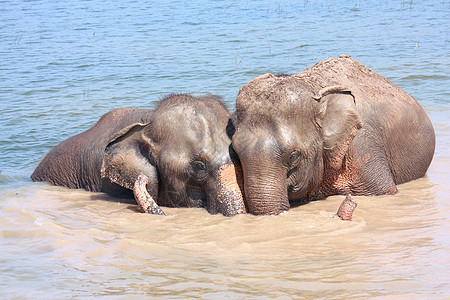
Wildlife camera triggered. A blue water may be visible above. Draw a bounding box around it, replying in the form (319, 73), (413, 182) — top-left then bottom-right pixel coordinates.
(1, 1), (449, 298)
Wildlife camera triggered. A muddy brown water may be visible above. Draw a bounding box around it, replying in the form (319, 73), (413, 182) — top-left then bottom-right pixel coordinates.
(1, 154), (448, 298)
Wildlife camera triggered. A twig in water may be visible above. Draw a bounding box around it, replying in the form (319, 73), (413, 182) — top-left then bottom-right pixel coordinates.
(414, 35), (421, 58)
(234, 46), (247, 66)
(14, 32), (23, 47)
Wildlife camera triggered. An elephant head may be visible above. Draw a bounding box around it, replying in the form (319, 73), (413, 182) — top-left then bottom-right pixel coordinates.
(101, 94), (246, 216)
(232, 74), (362, 215)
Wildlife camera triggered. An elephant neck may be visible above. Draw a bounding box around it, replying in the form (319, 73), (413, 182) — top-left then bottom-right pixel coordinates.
(307, 154), (357, 200)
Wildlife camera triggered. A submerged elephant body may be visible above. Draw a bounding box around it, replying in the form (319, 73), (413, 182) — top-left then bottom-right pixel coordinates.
(32, 94), (245, 216)
(233, 55), (435, 215)
(32, 108), (154, 194)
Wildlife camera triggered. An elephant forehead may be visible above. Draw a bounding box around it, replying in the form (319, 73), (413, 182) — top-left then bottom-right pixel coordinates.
(193, 128), (232, 161)
(236, 105), (317, 136)
(237, 91), (316, 126)
(152, 110), (208, 140)
(155, 114), (230, 159)
(183, 114), (229, 148)
(277, 124), (297, 145)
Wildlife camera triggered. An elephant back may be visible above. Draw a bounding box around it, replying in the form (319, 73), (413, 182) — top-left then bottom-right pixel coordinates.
(32, 108), (154, 192)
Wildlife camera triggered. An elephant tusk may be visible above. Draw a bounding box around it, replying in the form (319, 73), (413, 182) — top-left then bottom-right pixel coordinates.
(336, 194), (357, 221)
(133, 174), (165, 215)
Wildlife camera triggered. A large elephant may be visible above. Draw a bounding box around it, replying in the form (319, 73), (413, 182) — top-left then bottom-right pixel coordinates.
(31, 94), (246, 216)
(232, 55), (435, 215)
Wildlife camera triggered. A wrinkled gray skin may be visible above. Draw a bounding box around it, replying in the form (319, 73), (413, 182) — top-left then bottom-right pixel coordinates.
(232, 55), (435, 215)
(32, 94), (246, 216)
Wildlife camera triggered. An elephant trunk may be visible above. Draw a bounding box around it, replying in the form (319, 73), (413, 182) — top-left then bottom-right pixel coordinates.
(243, 163), (289, 215)
(211, 162), (246, 216)
(133, 174), (165, 215)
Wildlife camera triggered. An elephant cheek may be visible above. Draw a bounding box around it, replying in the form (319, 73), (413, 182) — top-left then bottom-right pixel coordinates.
(214, 163), (247, 216)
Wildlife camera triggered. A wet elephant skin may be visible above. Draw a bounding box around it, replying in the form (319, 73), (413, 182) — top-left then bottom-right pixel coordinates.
(32, 94), (246, 216)
(232, 55), (435, 215)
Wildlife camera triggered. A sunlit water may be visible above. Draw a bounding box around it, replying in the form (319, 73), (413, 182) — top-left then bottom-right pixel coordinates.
(1, 1), (449, 298)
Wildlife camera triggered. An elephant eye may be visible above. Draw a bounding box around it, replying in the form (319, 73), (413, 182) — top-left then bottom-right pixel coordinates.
(190, 160), (208, 181)
(283, 150), (301, 168)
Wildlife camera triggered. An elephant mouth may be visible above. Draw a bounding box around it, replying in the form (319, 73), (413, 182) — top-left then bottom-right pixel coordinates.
(185, 183), (207, 208)
(288, 184), (303, 194)
(288, 183), (310, 200)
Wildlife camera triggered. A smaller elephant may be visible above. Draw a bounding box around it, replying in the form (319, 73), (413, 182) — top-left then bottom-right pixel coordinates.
(31, 94), (246, 216)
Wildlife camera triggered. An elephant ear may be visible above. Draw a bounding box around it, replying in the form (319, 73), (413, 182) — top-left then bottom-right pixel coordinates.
(314, 86), (363, 170)
(101, 123), (158, 192)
